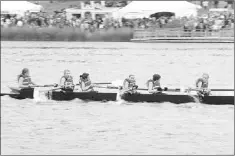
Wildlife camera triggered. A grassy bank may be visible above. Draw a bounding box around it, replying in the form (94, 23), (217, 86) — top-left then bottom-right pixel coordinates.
(1, 27), (134, 42)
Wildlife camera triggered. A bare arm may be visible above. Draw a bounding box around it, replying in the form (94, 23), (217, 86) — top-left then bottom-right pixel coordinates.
(18, 77), (29, 88)
(153, 84), (161, 89)
(60, 77), (66, 87)
(148, 82), (156, 93)
(195, 78), (202, 88)
(30, 80), (36, 85)
(18, 77), (25, 88)
(123, 80), (129, 90)
(81, 82), (93, 91)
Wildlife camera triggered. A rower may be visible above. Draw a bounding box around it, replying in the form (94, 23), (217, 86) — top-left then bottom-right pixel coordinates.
(123, 75), (138, 93)
(60, 69), (74, 92)
(17, 68), (37, 88)
(195, 73), (211, 96)
(146, 74), (164, 94)
(79, 73), (94, 92)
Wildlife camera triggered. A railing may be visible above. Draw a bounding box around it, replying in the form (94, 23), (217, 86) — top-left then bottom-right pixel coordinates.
(133, 28), (234, 39)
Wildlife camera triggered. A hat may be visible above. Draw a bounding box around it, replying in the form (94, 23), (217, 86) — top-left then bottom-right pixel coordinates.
(202, 73), (209, 79)
(153, 74), (161, 81)
(80, 73), (89, 79)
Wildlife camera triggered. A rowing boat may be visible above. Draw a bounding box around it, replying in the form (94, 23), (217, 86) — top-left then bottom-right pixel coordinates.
(1, 87), (234, 105)
(120, 92), (197, 104)
(120, 92), (234, 105)
(202, 95), (234, 105)
(48, 90), (117, 101)
(7, 87), (34, 99)
(4, 87), (117, 102)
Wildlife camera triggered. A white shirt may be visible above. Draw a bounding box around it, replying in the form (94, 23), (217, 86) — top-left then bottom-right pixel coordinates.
(17, 20), (23, 27)
(202, 1), (209, 7)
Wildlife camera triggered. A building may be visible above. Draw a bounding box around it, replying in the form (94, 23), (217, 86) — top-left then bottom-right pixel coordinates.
(189, 0), (234, 9)
(65, 1), (120, 20)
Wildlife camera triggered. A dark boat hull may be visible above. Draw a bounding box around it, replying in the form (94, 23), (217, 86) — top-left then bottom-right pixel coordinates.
(5, 87), (234, 105)
(120, 92), (197, 104)
(9, 87), (34, 99)
(120, 92), (234, 105)
(202, 96), (234, 105)
(48, 91), (117, 101)
(7, 88), (117, 101)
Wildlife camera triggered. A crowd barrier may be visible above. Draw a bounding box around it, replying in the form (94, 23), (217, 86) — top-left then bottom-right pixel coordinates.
(133, 28), (234, 39)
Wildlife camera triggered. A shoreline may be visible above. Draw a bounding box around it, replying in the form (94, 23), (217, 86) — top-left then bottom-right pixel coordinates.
(1, 27), (234, 43)
(1, 27), (134, 42)
(131, 37), (234, 43)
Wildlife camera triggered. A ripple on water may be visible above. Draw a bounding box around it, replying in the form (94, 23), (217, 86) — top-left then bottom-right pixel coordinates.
(1, 42), (234, 155)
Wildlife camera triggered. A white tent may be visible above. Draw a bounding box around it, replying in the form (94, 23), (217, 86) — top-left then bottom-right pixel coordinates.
(1, 1), (43, 15)
(114, 1), (201, 19)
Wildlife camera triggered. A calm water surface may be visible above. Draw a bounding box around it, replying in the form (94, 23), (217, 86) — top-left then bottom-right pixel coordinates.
(1, 41), (234, 154)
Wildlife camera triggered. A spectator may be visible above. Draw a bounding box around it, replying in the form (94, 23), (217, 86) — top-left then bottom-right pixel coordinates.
(17, 19), (23, 27)
(202, 1), (209, 10)
(1, 6), (234, 34)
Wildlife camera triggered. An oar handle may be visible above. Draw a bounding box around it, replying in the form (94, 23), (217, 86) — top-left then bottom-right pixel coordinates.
(93, 82), (112, 85)
(187, 88), (234, 92)
(137, 88), (147, 91)
(95, 86), (181, 92)
(94, 86), (119, 89)
(37, 87), (63, 92)
(137, 88), (180, 92)
(30, 84), (58, 88)
(211, 89), (234, 91)
(1, 93), (20, 96)
(43, 84), (58, 87)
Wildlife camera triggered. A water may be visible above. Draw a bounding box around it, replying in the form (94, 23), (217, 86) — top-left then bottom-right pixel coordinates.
(1, 41), (234, 154)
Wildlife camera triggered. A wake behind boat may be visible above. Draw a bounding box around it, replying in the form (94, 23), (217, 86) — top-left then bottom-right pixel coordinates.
(1, 87), (234, 105)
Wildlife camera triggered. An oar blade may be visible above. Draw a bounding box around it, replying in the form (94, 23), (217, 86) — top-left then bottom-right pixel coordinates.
(93, 82), (112, 85)
(33, 87), (50, 102)
(1, 93), (20, 96)
(33, 87), (40, 101)
(166, 88), (181, 92)
(211, 89), (234, 91)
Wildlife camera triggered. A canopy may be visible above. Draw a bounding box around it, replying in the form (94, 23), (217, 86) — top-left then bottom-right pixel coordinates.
(114, 1), (201, 19)
(1, 1), (43, 15)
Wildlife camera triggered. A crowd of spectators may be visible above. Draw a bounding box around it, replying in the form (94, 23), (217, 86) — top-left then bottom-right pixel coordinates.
(122, 10), (234, 31)
(1, 7), (234, 33)
(183, 11), (234, 32)
(1, 11), (122, 31)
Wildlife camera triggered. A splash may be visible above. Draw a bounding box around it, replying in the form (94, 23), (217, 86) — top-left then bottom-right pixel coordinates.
(33, 87), (51, 103)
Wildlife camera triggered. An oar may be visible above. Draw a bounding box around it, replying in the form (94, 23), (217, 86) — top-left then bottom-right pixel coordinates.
(210, 89), (234, 91)
(92, 82), (112, 85)
(95, 85), (181, 92)
(185, 88), (234, 92)
(17, 84), (58, 89)
(34, 81), (117, 92)
(103, 80), (182, 92)
(92, 80), (122, 88)
(91, 80), (123, 87)
(30, 84), (58, 88)
(95, 86), (119, 89)
(33, 86), (64, 100)
(0, 93), (20, 96)
(37, 87), (63, 92)
(94, 79), (180, 92)
(137, 88), (181, 92)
